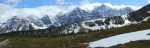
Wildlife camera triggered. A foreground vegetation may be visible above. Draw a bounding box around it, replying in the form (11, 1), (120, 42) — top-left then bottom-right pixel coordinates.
(0, 19), (150, 48)
(110, 40), (150, 48)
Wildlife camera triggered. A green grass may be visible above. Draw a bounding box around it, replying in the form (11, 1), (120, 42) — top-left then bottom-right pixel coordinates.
(0, 37), (7, 42)
(4, 37), (69, 48)
(1, 20), (150, 48)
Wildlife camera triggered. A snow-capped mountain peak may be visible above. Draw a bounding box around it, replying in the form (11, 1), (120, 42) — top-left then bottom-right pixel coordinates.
(96, 4), (111, 11)
(73, 7), (82, 12)
(8, 16), (21, 22)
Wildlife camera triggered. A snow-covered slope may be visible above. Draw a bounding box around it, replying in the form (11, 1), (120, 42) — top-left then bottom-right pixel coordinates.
(89, 29), (150, 47)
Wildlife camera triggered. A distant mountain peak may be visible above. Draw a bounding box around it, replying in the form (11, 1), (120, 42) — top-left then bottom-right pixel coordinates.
(101, 4), (107, 7)
(73, 7), (81, 12)
(43, 15), (49, 17)
(27, 15), (40, 20)
(94, 4), (111, 12)
(8, 16), (21, 22)
(41, 15), (52, 25)
(42, 15), (50, 19)
(124, 7), (132, 10)
(11, 16), (20, 19)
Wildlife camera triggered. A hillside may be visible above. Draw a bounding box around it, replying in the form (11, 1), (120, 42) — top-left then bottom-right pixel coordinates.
(0, 15), (150, 48)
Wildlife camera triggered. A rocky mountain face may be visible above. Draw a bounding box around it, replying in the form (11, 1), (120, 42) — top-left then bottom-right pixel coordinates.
(91, 4), (133, 19)
(55, 4), (133, 26)
(59, 4), (150, 34)
(0, 15), (57, 32)
(0, 4), (134, 33)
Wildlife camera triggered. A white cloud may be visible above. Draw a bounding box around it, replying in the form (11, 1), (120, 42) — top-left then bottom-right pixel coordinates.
(56, 0), (73, 5)
(0, 3), (13, 15)
(79, 0), (102, 12)
(0, 4), (51, 22)
(80, 0), (90, 5)
(0, 3), (15, 23)
(0, 4), (76, 23)
(147, 0), (150, 3)
(127, 5), (142, 10)
(80, 3), (102, 12)
(7, 6), (66, 18)
(103, 3), (142, 10)
(79, 0), (141, 12)
(79, 2), (142, 12)
(36, 6), (66, 17)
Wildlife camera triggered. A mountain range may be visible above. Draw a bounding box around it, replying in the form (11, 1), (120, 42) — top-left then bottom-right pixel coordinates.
(0, 4), (134, 33)
(59, 4), (150, 33)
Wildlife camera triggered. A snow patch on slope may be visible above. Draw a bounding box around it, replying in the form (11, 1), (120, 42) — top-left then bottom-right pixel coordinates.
(89, 29), (150, 47)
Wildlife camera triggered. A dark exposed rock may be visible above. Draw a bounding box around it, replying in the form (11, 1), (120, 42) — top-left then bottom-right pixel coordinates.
(95, 20), (104, 26)
(112, 16), (124, 25)
(129, 4), (150, 22)
(41, 15), (52, 25)
(147, 33), (150, 35)
(129, 11), (144, 22)
(104, 16), (124, 25)
(84, 22), (95, 27)
(104, 17), (111, 25)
